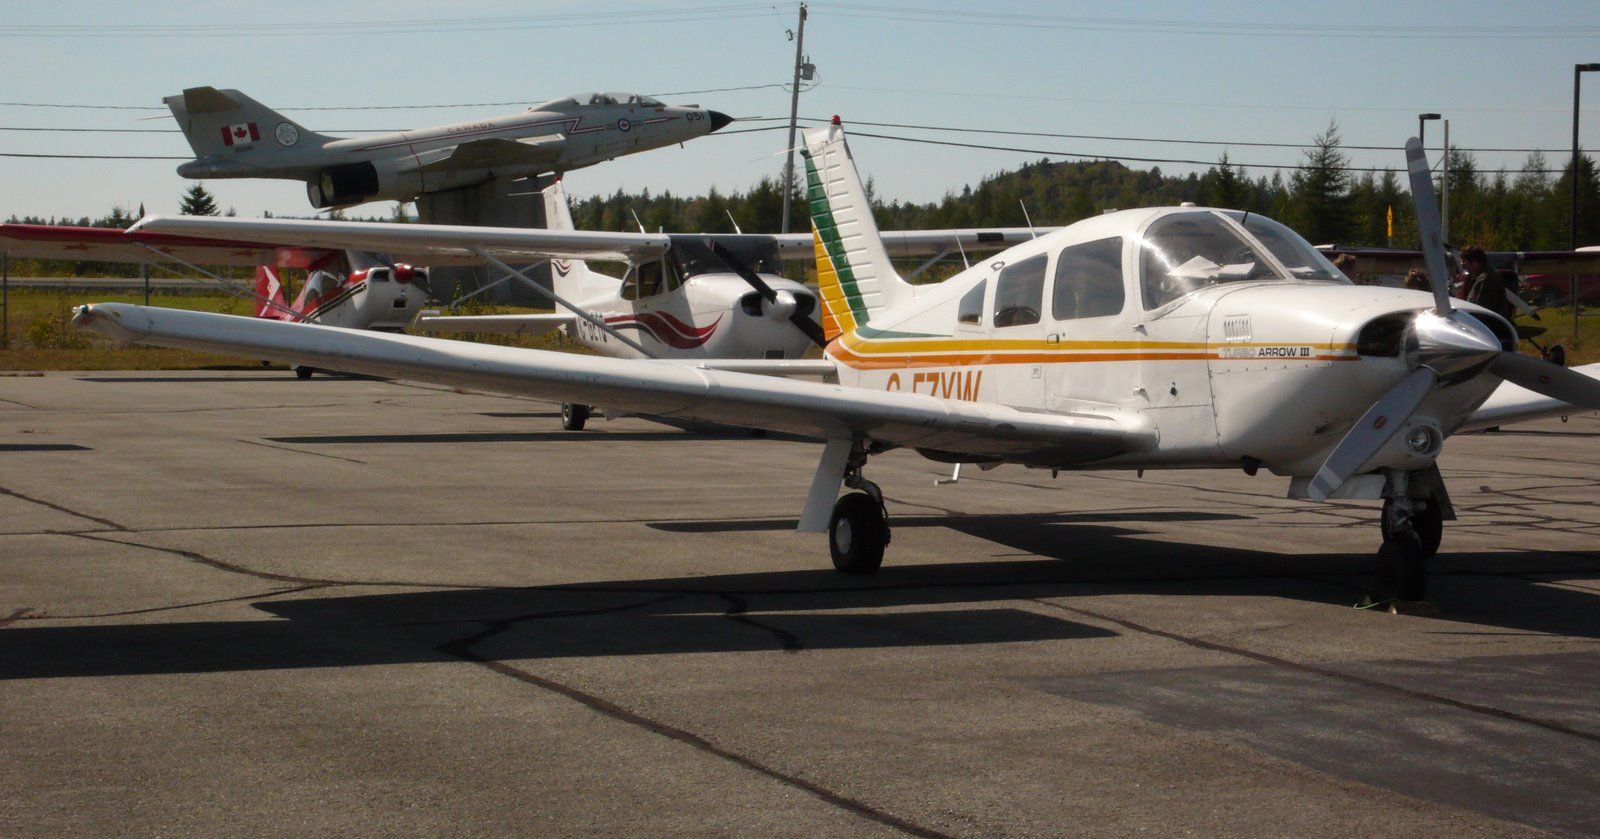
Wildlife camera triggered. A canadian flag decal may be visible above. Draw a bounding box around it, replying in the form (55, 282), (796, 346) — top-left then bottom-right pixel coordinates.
(220, 122), (260, 147)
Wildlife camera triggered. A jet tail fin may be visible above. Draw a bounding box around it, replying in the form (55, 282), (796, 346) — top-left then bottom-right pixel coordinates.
(253, 265), (293, 320)
(801, 119), (915, 340)
(165, 87), (331, 158)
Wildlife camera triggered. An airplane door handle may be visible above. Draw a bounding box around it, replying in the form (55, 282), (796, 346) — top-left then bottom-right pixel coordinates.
(1046, 333), (1061, 344)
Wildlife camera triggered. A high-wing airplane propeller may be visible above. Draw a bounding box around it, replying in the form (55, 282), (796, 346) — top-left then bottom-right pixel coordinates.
(1307, 139), (1600, 501)
(710, 239), (828, 347)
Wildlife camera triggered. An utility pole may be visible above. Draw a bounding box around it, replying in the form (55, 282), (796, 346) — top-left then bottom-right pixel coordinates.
(2, 253), (8, 350)
(779, 2), (808, 235)
(1441, 119), (1450, 250)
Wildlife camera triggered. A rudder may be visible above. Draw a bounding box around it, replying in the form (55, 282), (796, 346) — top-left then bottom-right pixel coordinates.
(165, 87), (329, 158)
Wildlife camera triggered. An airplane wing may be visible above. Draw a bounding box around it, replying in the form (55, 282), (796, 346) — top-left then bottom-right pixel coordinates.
(773, 228), (1056, 259)
(1458, 362), (1600, 432)
(0, 223), (280, 267)
(406, 136), (565, 174)
(1317, 245), (1600, 277)
(132, 215), (669, 266)
(412, 312), (575, 336)
(73, 303), (1154, 464)
(685, 358), (839, 379)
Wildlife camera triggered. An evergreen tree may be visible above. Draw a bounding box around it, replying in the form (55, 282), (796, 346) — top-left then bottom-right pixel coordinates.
(1288, 121), (1353, 244)
(179, 183), (220, 216)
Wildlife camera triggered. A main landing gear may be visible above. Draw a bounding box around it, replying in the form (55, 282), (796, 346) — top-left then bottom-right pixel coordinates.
(560, 403), (590, 431)
(1369, 469), (1447, 605)
(829, 459), (889, 574)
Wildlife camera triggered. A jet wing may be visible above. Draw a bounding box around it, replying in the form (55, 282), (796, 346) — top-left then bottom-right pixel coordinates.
(406, 136), (565, 174)
(773, 228), (1056, 259)
(132, 215), (669, 266)
(73, 303), (1153, 465)
(0, 223), (279, 267)
(412, 312), (575, 336)
(1458, 362), (1600, 432)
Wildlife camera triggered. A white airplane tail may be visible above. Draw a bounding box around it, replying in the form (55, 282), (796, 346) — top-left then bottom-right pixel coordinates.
(164, 87), (331, 158)
(801, 118), (915, 340)
(541, 180), (618, 302)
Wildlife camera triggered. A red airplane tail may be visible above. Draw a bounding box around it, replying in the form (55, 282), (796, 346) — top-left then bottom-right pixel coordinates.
(253, 265), (294, 320)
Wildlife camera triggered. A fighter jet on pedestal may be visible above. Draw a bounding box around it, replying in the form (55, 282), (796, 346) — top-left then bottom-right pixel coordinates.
(165, 87), (733, 210)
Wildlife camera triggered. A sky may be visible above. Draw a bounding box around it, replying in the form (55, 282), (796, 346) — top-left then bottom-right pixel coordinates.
(3, 0), (1599, 225)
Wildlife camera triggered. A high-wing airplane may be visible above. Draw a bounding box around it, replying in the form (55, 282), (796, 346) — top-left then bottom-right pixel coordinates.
(73, 120), (1600, 604)
(166, 86), (733, 209)
(0, 222), (430, 378)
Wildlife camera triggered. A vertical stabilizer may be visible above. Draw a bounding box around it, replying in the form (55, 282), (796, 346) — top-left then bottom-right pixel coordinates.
(165, 87), (331, 159)
(801, 119), (914, 340)
(253, 266), (292, 320)
(541, 180), (618, 301)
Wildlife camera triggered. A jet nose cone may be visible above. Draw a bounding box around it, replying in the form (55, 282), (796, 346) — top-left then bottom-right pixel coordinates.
(707, 111), (734, 133)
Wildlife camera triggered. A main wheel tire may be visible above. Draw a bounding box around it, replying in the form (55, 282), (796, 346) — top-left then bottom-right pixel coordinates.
(1382, 499), (1442, 557)
(295, 366), (315, 380)
(561, 403), (590, 431)
(829, 492), (887, 574)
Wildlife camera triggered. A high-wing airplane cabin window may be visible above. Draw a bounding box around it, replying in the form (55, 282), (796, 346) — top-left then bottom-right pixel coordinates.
(957, 280), (987, 325)
(1052, 237), (1125, 320)
(993, 254), (1047, 327)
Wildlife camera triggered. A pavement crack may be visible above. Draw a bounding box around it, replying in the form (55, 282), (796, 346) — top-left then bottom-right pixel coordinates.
(0, 483), (128, 531)
(716, 592), (804, 653)
(0, 608), (36, 627)
(1028, 597), (1600, 746)
(236, 438), (367, 464)
(437, 622), (947, 839)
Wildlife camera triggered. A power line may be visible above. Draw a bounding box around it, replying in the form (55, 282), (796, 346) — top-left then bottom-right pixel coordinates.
(809, 3), (1600, 40)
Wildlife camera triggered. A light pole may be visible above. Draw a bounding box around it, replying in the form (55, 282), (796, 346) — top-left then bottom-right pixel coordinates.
(1417, 112), (1440, 148)
(1571, 64), (1600, 345)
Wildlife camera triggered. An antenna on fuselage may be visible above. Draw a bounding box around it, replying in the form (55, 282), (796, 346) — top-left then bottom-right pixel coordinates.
(1020, 201), (1037, 240)
(629, 210), (647, 235)
(725, 210), (743, 235)
(954, 235), (970, 269)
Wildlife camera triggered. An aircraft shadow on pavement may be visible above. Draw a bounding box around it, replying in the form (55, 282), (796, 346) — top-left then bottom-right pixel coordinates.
(78, 375), (312, 384)
(3, 512), (1599, 681)
(267, 429), (809, 444)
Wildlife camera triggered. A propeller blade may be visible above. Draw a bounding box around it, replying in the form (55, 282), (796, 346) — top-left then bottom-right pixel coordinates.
(710, 239), (827, 347)
(1404, 138), (1454, 315)
(1489, 351), (1600, 410)
(1307, 367), (1438, 501)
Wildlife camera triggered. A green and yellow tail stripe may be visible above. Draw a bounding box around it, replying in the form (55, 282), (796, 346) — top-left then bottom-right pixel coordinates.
(803, 146), (871, 341)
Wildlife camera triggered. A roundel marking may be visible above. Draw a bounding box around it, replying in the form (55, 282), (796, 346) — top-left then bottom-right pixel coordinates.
(275, 122), (300, 147)
(617, 118), (632, 132)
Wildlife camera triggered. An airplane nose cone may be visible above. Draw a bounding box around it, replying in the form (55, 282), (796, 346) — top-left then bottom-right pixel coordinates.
(707, 111), (734, 133)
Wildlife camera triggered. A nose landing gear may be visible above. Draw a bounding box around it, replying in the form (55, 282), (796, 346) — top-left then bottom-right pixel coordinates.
(1368, 469), (1447, 606)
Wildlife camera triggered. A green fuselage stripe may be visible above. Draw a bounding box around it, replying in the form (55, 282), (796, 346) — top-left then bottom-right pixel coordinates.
(802, 147), (872, 323)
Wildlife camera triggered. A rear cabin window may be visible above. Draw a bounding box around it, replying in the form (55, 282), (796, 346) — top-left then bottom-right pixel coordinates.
(992, 255), (1047, 328)
(1052, 237), (1125, 320)
(957, 280), (986, 325)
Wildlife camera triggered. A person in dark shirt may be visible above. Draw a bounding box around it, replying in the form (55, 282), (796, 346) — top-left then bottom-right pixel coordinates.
(1461, 245), (1513, 320)
(1404, 268), (1431, 292)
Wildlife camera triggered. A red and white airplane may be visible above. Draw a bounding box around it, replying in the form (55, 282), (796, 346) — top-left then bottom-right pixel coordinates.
(72, 121), (1600, 602)
(0, 222), (431, 378)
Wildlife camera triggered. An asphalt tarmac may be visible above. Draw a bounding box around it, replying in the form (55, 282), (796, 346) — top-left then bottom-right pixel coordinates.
(3, 371), (1598, 836)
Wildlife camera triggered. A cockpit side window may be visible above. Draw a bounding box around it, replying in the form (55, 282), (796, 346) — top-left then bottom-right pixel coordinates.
(1052, 237), (1124, 320)
(957, 280), (987, 325)
(1221, 211), (1344, 282)
(993, 254), (1047, 328)
(1139, 211), (1283, 310)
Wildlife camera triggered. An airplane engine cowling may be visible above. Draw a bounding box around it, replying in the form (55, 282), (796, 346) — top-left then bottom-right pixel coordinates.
(306, 160), (425, 208)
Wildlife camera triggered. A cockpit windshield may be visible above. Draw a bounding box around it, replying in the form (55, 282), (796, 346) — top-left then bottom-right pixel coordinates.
(1220, 211), (1346, 282)
(532, 92), (663, 111)
(666, 235), (783, 280)
(1139, 211), (1285, 310)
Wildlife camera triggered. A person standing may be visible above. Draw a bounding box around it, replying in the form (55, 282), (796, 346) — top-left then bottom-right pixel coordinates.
(1461, 245), (1513, 320)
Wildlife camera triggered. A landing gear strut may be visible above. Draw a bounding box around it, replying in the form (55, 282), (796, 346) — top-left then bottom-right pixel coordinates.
(560, 403), (590, 431)
(1370, 469), (1443, 604)
(827, 449), (889, 574)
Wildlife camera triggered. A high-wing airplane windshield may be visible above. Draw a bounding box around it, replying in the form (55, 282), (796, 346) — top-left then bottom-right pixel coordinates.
(1222, 211), (1345, 282)
(1139, 211), (1285, 309)
(668, 236), (783, 279)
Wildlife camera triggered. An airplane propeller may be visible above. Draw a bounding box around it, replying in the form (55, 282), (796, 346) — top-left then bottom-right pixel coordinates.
(1307, 138), (1600, 500)
(709, 239), (828, 347)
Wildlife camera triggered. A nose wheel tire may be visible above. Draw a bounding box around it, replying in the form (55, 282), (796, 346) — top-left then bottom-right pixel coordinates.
(560, 403), (590, 431)
(1373, 530), (1429, 603)
(1381, 498), (1442, 558)
(294, 366), (315, 380)
(829, 492), (887, 574)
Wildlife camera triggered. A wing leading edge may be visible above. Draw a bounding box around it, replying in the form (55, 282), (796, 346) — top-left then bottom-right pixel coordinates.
(73, 303), (1152, 465)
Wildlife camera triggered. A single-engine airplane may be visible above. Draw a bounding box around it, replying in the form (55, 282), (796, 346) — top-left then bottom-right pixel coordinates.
(73, 120), (1600, 603)
(166, 86), (733, 209)
(0, 222), (431, 378)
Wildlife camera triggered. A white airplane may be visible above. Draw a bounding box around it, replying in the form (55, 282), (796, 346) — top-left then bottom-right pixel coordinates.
(0, 223), (431, 379)
(167, 87), (733, 209)
(74, 119), (1600, 603)
(129, 182), (1042, 427)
